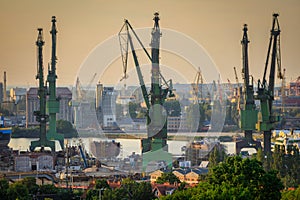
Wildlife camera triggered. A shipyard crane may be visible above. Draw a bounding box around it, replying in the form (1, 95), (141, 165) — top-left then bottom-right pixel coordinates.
(240, 24), (258, 143)
(47, 16), (64, 150)
(217, 74), (223, 102)
(191, 68), (207, 131)
(280, 68), (286, 129)
(119, 13), (174, 171)
(192, 67), (203, 104)
(30, 28), (55, 152)
(281, 68), (286, 114)
(256, 13), (283, 154)
(227, 79), (233, 100)
(233, 67), (241, 111)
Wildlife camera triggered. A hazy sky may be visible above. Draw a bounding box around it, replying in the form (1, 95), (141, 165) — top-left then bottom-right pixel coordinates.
(0, 0), (299, 88)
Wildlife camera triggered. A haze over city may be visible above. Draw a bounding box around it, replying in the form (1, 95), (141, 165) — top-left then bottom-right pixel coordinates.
(0, 0), (299, 88)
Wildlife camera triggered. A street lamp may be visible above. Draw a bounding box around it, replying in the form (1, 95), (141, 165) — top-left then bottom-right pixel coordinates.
(98, 188), (105, 200)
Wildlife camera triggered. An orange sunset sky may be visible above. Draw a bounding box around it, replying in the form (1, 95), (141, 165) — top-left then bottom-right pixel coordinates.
(0, 0), (299, 88)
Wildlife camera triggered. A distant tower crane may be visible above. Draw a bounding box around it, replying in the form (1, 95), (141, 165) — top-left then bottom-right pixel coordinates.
(240, 24), (258, 144)
(30, 28), (55, 152)
(3, 71), (7, 102)
(47, 16), (64, 150)
(217, 74), (223, 102)
(192, 67), (203, 104)
(233, 67), (241, 111)
(281, 68), (286, 115)
(227, 78), (233, 100)
(256, 13), (283, 154)
(119, 13), (174, 171)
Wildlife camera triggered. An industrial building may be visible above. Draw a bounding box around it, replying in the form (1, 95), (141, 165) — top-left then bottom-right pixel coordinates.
(95, 84), (117, 129)
(26, 87), (73, 127)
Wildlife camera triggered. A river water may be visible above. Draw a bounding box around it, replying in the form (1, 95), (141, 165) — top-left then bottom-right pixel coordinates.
(8, 137), (238, 159)
(8, 137), (189, 158)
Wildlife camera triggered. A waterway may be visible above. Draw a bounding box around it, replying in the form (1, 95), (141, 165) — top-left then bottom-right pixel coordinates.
(8, 131), (239, 158)
(8, 137), (189, 159)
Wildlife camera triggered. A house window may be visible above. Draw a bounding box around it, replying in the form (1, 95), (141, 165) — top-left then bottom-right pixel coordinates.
(166, 190), (173, 195)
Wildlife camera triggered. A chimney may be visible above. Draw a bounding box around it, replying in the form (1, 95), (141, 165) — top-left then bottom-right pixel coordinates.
(3, 71), (6, 101)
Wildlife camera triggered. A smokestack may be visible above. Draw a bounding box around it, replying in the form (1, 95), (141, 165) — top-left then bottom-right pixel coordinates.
(3, 71), (6, 101)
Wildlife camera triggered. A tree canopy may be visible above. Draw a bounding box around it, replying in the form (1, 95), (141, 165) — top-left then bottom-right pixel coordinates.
(156, 172), (181, 185)
(162, 156), (284, 200)
(86, 178), (155, 200)
(56, 119), (78, 138)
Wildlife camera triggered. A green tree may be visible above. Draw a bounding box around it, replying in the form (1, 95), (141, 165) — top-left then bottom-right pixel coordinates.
(164, 100), (181, 117)
(7, 181), (29, 200)
(0, 178), (9, 200)
(38, 184), (58, 195)
(86, 189), (99, 200)
(56, 119), (78, 138)
(86, 179), (110, 200)
(255, 148), (264, 163)
(209, 156), (283, 200)
(163, 156), (284, 200)
(177, 181), (187, 191)
(129, 102), (139, 119)
(156, 172), (180, 185)
(97, 178), (155, 200)
(208, 145), (226, 169)
(19, 177), (39, 196)
(132, 181), (155, 200)
(57, 188), (74, 200)
(95, 179), (110, 190)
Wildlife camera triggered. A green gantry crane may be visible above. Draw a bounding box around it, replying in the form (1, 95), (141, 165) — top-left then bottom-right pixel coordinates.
(46, 16), (64, 150)
(30, 29), (55, 152)
(256, 13), (283, 154)
(240, 24), (258, 143)
(119, 13), (174, 171)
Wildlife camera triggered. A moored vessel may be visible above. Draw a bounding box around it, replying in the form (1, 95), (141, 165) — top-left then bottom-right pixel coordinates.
(0, 116), (12, 147)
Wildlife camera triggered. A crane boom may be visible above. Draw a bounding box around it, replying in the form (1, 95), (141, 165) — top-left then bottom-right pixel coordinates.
(119, 21), (151, 109)
(128, 32), (151, 109)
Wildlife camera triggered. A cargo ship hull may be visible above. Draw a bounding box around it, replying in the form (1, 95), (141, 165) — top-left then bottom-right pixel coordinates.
(0, 127), (12, 147)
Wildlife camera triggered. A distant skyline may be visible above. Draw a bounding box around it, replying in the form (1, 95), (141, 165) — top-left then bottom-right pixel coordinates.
(0, 0), (299, 88)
